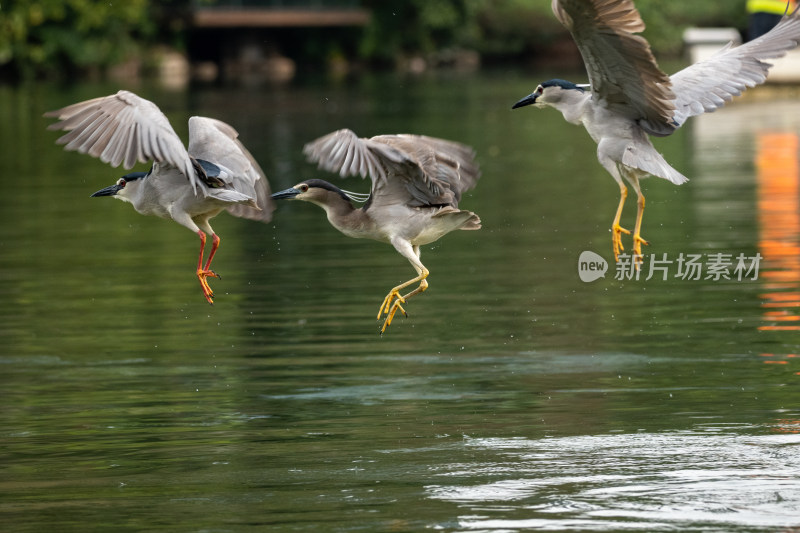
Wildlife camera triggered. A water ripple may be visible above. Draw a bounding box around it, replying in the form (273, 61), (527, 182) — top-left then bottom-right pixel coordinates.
(426, 430), (800, 531)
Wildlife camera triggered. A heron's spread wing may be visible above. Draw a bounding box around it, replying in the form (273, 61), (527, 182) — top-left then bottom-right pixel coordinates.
(188, 117), (274, 222)
(371, 134), (481, 207)
(303, 129), (480, 209)
(302, 128), (404, 182)
(44, 90), (198, 191)
(552, 0), (676, 134)
(669, 8), (800, 129)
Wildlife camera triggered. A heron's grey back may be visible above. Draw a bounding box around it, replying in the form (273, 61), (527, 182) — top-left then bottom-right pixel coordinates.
(303, 128), (480, 210)
(188, 117), (274, 222)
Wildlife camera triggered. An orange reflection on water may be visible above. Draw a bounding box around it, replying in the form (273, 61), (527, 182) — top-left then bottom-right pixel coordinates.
(773, 419), (800, 434)
(755, 132), (800, 334)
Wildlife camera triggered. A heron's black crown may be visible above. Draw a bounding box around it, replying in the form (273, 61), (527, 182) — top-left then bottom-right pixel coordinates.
(121, 171), (149, 181)
(541, 79), (586, 92)
(304, 179), (352, 203)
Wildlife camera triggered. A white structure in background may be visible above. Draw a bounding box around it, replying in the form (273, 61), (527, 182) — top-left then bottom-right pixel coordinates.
(684, 27), (800, 82)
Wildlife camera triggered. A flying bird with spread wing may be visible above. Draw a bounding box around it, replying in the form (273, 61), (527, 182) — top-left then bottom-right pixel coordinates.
(45, 91), (273, 304)
(513, 0), (800, 262)
(271, 129), (481, 334)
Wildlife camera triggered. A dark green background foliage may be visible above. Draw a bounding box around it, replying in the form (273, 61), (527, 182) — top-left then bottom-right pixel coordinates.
(0, 0), (750, 79)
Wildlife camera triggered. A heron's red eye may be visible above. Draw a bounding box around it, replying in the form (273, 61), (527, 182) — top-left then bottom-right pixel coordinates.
(536, 86), (543, 94)
(299, 184), (309, 192)
(117, 178), (126, 187)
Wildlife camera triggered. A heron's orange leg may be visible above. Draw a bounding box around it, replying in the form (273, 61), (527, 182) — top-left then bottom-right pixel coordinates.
(632, 193), (649, 264)
(612, 184), (631, 262)
(204, 234), (221, 272)
(196, 232), (220, 304)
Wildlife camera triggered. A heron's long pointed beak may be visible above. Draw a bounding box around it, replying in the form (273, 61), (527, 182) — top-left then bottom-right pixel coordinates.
(271, 187), (302, 200)
(90, 184), (123, 197)
(511, 93), (538, 109)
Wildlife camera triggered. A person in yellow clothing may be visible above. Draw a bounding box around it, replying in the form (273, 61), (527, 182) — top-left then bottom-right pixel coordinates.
(748, 0), (798, 40)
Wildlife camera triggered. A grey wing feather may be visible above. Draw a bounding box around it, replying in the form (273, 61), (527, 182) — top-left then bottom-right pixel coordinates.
(622, 130), (689, 185)
(669, 8), (800, 129)
(552, 0), (676, 133)
(303, 129), (480, 209)
(188, 116), (274, 222)
(372, 134), (481, 207)
(44, 90), (198, 192)
(302, 128), (404, 182)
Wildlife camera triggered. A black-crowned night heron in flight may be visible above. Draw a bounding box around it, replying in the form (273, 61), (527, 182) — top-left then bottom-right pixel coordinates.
(513, 0), (800, 262)
(271, 129), (481, 334)
(45, 90), (273, 304)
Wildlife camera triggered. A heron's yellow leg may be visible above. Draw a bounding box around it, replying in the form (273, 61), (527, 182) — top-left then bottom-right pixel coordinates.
(611, 184), (631, 262)
(632, 193), (649, 263)
(380, 275), (429, 334)
(380, 301), (406, 334)
(378, 289), (405, 319)
(377, 270), (427, 318)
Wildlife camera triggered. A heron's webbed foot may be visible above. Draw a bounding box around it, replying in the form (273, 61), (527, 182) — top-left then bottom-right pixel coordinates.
(380, 299), (408, 334)
(378, 276), (429, 334)
(632, 234), (649, 266)
(378, 289), (405, 320)
(612, 223), (631, 262)
(197, 269), (220, 304)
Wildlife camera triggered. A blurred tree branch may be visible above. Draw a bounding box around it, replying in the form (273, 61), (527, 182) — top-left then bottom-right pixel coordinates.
(0, 0), (157, 80)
